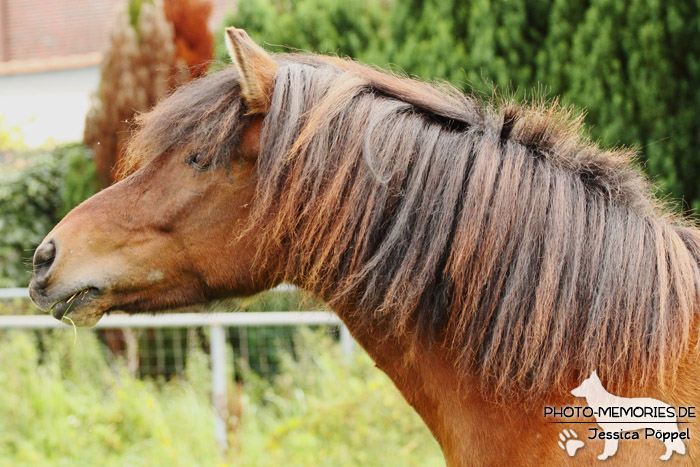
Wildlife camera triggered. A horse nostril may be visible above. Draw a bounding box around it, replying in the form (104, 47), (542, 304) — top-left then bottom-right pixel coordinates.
(33, 240), (57, 288)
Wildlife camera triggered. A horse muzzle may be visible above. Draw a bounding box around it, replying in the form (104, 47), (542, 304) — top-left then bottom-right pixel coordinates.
(29, 238), (107, 327)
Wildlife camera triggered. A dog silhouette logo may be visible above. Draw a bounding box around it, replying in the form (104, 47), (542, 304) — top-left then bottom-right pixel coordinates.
(570, 371), (686, 461)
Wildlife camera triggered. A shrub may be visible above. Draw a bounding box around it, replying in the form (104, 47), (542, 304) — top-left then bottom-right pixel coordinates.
(219, 0), (700, 211)
(0, 151), (63, 287)
(0, 144), (98, 287)
(54, 143), (101, 218)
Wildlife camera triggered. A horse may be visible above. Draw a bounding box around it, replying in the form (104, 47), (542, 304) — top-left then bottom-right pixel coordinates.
(29, 28), (700, 465)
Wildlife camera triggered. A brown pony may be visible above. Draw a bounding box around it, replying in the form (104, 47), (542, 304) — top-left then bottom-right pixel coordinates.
(30, 28), (700, 465)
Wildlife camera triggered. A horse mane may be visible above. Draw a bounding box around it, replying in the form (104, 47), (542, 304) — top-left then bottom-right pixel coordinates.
(125, 53), (700, 399)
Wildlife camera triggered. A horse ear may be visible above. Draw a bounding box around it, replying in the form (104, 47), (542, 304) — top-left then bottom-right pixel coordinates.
(225, 27), (278, 114)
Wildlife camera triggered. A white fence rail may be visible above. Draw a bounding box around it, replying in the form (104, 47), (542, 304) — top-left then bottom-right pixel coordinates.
(0, 287), (354, 452)
(0, 288), (29, 298)
(0, 311), (342, 329)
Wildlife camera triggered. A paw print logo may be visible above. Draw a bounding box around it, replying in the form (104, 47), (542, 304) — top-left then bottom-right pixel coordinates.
(558, 429), (584, 457)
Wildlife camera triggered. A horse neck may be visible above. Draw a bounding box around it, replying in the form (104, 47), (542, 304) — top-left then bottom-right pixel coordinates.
(323, 295), (531, 464)
(332, 305), (700, 465)
(280, 256), (700, 465)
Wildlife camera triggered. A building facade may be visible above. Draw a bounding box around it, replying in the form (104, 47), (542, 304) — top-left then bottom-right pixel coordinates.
(0, 0), (231, 146)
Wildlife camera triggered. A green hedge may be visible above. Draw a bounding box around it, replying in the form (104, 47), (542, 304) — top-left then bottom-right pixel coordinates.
(0, 143), (99, 287)
(220, 0), (700, 210)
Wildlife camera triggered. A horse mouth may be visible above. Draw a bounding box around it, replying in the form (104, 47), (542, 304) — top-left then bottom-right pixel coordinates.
(50, 287), (101, 322)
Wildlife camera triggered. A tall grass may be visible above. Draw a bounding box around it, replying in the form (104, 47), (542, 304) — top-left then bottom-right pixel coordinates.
(0, 329), (220, 466)
(0, 327), (442, 466)
(235, 329), (443, 466)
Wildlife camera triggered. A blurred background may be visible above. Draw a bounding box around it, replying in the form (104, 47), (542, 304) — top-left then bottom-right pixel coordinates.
(0, 0), (698, 465)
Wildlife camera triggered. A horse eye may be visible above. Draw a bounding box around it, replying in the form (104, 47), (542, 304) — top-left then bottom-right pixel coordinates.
(185, 153), (211, 171)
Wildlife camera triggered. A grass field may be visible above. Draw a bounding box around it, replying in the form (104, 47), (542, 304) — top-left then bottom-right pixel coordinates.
(0, 326), (443, 466)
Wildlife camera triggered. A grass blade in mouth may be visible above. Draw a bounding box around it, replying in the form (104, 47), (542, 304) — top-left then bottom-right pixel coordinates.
(61, 314), (78, 345)
(50, 288), (96, 321)
(66, 291), (79, 304)
(61, 295), (79, 345)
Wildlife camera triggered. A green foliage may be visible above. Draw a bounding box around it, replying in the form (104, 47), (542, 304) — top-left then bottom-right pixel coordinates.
(0, 298), (34, 317)
(128, 0), (154, 31)
(0, 330), (221, 465)
(222, 290), (325, 377)
(220, 0), (700, 211)
(553, 0), (700, 208)
(0, 152), (63, 287)
(0, 328), (441, 465)
(0, 144), (98, 287)
(215, 0), (391, 68)
(235, 328), (443, 466)
(53, 143), (101, 218)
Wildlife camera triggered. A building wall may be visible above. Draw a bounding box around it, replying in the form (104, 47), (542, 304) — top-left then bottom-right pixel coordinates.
(0, 66), (100, 146)
(0, 0), (233, 62)
(0, 0), (235, 147)
(2, 0), (120, 61)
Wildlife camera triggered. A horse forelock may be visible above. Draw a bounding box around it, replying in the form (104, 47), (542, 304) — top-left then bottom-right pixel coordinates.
(121, 66), (249, 178)
(250, 54), (700, 400)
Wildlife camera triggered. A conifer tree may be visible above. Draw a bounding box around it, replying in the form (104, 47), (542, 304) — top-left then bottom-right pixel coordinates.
(222, 0), (700, 210)
(84, 0), (213, 186)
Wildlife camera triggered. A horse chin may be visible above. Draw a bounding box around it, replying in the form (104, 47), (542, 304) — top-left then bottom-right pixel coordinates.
(29, 284), (106, 327)
(52, 289), (107, 327)
(61, 308), (105, 327)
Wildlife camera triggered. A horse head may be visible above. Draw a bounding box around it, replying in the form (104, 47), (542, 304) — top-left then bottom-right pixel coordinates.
(29, 29), (278, 326)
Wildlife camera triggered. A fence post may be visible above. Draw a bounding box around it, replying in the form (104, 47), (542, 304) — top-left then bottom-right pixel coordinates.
(339, 323), (355, 361)
(210, 323), (228, 452)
